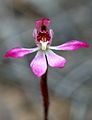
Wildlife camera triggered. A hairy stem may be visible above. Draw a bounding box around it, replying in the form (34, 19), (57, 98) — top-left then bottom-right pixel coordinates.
(40, 68), (49, 120)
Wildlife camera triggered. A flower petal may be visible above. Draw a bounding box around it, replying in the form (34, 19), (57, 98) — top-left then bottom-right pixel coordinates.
(49, 40), (89, 51)
(36, 18), (50, 30)
(5, 47), (39, 58)
(33, 28), (37, 40)
(30, 51), (47, 77)
(49, 29), (54, 44)
(46, 50), (66, 68)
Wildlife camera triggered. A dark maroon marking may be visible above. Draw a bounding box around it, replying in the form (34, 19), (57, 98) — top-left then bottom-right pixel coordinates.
(41, 25), (47, 31)
(37, 32), (51, 42)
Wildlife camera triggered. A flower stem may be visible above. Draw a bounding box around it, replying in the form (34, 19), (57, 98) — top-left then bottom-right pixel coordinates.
(40, 68), (49, 120)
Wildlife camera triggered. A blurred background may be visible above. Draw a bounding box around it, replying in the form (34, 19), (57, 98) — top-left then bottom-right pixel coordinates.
(0, 0), (92, 120)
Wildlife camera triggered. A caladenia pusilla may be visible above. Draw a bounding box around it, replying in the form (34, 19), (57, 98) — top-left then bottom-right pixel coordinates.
(5, 18), (89, 120)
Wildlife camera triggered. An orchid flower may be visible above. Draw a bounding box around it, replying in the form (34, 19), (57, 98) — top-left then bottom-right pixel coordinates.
(5, 18), (89, 77)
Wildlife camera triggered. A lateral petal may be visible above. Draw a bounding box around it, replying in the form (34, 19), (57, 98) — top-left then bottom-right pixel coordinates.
(49, 40), (89, 51)
(46, 50), (66, 68)
(5, 47), (39, 58)
(30, 51), (47, 77)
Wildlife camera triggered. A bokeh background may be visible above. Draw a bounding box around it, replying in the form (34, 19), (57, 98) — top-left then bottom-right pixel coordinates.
(0, 0), (92, 120)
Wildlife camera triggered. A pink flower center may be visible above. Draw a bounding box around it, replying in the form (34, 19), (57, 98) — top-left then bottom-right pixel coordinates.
(37, 25), (51, 42)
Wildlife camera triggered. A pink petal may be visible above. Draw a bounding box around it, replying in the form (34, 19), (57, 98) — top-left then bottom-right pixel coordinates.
(30, 51), (47, 77)
(46, 50), (66, 68)
(36, 18), (50, 29)
(33, 28), (37, 40)
(5, 47), (38, 58)
(49, 40), (89, 51)
(49, 29), (54, 44)
(32, 28), (39, 44)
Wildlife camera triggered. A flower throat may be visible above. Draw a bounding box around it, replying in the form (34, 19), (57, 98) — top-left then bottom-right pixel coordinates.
(37, 25), (51, 42)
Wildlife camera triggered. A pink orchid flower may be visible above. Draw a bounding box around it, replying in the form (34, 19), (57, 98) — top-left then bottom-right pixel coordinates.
(5, 18), (89, 77)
